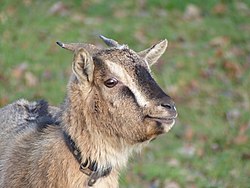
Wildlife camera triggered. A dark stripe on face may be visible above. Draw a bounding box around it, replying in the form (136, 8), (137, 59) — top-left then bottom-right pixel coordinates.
(121, 86), (137, 104)
(134, 65), (169, 100)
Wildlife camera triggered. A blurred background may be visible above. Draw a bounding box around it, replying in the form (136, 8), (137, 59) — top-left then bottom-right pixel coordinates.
(0, 0), (249, 187)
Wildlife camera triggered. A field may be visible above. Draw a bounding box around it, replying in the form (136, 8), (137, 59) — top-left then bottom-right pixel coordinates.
(0, 0), (250, 187)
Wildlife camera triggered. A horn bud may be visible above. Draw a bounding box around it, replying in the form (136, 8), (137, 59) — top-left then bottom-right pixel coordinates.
(99, 35), (120, 47)
(56, 41), (76, 51)
(56, 41), (100, 54)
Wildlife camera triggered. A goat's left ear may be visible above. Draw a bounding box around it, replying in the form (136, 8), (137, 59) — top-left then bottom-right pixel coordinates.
(72, 48), (94, 83)
(138, 39), (168, 66)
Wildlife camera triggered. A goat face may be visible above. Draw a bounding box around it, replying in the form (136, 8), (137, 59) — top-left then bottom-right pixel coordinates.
(58, 37), (177, 144)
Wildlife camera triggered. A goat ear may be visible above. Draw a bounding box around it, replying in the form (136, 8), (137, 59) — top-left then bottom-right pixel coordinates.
(72, 48), (94, 83)
(138, 39), (168, 66)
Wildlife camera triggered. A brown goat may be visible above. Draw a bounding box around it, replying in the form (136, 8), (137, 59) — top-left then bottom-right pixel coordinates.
(0, 36), (177, 187)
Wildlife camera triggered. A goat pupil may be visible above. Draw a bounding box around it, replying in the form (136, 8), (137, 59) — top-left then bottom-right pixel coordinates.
(104, 78), (118, 88)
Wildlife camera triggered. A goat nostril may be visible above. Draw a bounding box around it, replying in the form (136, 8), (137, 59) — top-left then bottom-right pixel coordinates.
(161, 103), (173, 110)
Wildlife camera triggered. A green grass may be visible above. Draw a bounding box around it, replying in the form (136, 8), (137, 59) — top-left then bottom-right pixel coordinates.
(1, 0), (250, 187)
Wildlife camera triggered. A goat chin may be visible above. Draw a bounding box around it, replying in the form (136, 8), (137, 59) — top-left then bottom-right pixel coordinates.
(163, 119), (176, 132)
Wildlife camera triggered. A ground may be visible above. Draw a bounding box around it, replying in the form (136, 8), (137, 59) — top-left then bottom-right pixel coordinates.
(0, 0), (250, 187)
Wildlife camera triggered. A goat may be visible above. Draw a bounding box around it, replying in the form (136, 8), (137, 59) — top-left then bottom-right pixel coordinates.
(0, 36), (177, 187)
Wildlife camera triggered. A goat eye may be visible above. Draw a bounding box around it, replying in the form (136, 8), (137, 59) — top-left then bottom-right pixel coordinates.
(104, 78), (118, 88)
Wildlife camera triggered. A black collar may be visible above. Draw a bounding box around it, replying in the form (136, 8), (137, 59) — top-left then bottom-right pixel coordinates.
(63, 131), (112, 186)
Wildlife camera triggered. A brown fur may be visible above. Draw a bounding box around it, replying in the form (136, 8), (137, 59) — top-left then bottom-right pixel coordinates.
(0, 37), (177, 187)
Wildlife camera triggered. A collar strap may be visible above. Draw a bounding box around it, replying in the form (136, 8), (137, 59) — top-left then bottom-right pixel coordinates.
(63, 131), (112, 186)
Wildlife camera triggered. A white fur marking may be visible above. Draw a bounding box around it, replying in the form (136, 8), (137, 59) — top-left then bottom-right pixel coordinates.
(106, 60), (149, 107)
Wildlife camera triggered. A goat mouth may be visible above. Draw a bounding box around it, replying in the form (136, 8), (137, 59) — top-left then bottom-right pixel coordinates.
(145, 115), (176, 133)
(145, 115), (176, 124)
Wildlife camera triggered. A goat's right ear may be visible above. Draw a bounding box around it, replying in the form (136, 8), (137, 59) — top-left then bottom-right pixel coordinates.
(72, 48), (94, 83)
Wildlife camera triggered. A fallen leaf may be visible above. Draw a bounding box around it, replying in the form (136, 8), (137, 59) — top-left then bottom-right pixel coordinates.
(184, 79), (200, 95)
(113, 9), (128, 19)
(12, 63), (28, 79)
(48, 1), (68, 16)
(209, 36), (230, 47)
(211, 143), (222, 152)
(242, 153), (250, 160)
(137, 0), (147, 10)
(215, 48), (224, 58)
(235, 2), (249, 12)
(233, 124), (249, 145)
(23, 0), (32, 7)
(200, 68), (213, 79)
(71, 13), (85, 22)
(6, 5), (16, 17)
(24, 72), (38, 87)
(239, 124), (249, 135)
(164, 181), (180, 188)
(178, 144), (196, 157)
(42, 70), (53, 80)
(213, 3), (227, 15)
(196, 147), (205, 157)
(226, 109), (241, 122)
(183, 4), (201, 20)
(166, 85), (179, 99)
(134, 27), (146, 44)
(223, 61), (243, 79)
(240, 24), (250, 33)
(167, 158), (180, 167)
(207, 57), (216, 68)
(0, 96), (9, 107)
(184, 127), (194, 141)
(234, 135), (248, 145)
(0, 72), (7, 82)
(228, 46), (245, 57)
(0, 12), (7, 24)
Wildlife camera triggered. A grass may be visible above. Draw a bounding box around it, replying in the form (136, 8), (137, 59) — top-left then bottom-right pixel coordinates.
(0, 0), (250, 187)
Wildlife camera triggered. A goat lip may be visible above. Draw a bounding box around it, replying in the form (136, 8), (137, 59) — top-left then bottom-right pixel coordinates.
(146, 115), (176, 124)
